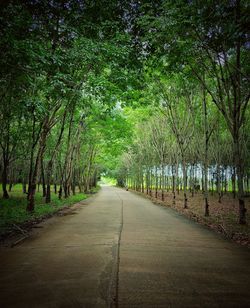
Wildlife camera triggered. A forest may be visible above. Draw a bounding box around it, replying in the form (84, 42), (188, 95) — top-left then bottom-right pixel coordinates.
(0, 1), (249, 240)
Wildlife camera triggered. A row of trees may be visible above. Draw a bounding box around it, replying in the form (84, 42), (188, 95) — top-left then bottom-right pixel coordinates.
(1, 1), (249, 225)
(118, 90), (249, 218)
(0, 1), (134, 211)
(116, 0), (249, 224)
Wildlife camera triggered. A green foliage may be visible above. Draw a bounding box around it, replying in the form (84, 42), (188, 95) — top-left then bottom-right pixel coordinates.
(101, 177), (117, 186)
(0, 0), (249, 225)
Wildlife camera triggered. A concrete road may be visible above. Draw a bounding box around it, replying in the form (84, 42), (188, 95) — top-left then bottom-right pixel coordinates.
(0, 186), (249, 308)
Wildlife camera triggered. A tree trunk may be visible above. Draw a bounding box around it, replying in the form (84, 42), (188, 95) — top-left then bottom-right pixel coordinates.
(176, 162), (179, 195)
(27, 151), (42, 212)
(58, 185), (62, 199)
(224, 167), (227, 193)
(146, 168), (149, 195)
(64, 184), (68, 198)
(172, 164), (176, 205)
(203, 87), (209, 216)
(27, 184), (36, 212)
(232, 167), (236, 198)
(149, 168), (152, 196)
(141, 167), (144, 193)
(46, 184), (51, 203)
(22, 182), (27, 194)
(217, 165), (222, 203)
(72, 177), (76, 195)
(234, 138), (246, 224)
(45, 161), (53, 203)
(2, 160), (9, 199)
(155, 166), (158, 199)
(27, 119), (49, 212)
(182, 162), (188, 209)
(161, 164), (164, 201)
(41, 160), (46, 198)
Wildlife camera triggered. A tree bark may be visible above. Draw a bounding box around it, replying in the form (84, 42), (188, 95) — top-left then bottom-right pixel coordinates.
(234, 137), (246, 224)
(182, 162), (188, 209)
(41, 159), (46, 197)
(203, 86), (209, 216)
(45, 109), (66, 203)
(172, 164), (176, 205)
(2, 159), (9, 199)
(22, 182), (27, 194)
(45, 160), (53, 203)
(27, 117), (49, 212)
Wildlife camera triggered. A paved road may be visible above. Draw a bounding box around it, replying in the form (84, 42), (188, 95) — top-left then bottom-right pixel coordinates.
(0, 186), (249, 308)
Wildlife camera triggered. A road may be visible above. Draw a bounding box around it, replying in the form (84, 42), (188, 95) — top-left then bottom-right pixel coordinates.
(0, 185), (249, 308)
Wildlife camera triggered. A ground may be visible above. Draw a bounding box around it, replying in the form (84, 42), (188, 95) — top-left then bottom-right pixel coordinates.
(0, 185), (249, 307)
(133, 189), (250, 247)
(0, 184), (97, 241)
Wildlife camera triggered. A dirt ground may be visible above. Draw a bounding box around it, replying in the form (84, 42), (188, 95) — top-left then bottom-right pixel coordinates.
(131, 189), (250, 248)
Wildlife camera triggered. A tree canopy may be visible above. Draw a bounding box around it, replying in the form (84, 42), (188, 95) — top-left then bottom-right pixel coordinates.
(0, 0), (249, 225)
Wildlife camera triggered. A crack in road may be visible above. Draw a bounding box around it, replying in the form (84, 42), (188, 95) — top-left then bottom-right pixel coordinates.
(98, 192), (124, 308)
(105, 192), (124, 308)
(114, 197), (123, 308)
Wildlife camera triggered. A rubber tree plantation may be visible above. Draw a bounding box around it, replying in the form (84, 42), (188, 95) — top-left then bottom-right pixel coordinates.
(0, 0), (249, 238)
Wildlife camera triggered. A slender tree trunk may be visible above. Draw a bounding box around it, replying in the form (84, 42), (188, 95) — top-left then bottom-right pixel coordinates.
(45, 161), (53, 203)
(172, 164), (176, 205)
(41, 160), (46, 198)
(224, 167), (228, 193)
(155, 166), (158, 198)
(203, 87), (209, 216)
(217, 165), (222, 203)
(149, 168), (152, 196)
(231, 167), (236, 199)
(27, 119), (49, 212)
(141, 167), (144, 193)
(191, 164), (195, 197)
(182, 162), (188, 209)
(2, 158), (9, 199)
(146, 168), (149, 195)
(64, 184), (68, 198)
(234, 137), (246, 224)
(22, 181), (27, 194)
(161, 164), (164, 201)
(72, 183), (76, 195)
(211, 171), (214, 196)
(58, 185), (62, 200)
(176, 162), (179, 195)
(8, 182), (12, 192)
(45, 109), (66, 203)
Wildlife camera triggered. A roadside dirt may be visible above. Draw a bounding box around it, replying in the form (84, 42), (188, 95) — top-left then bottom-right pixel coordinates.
(129, 189), (250, 248)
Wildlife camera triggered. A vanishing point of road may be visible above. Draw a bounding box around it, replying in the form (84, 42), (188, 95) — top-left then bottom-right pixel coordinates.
(0, 185), (249, 307)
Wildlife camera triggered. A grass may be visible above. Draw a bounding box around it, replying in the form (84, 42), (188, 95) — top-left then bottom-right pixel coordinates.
(90, 185), (101, 193)
(0, 184), (88, 236)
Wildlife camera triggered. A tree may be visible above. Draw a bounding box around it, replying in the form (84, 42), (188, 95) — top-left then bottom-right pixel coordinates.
(137, 0), (250, 223)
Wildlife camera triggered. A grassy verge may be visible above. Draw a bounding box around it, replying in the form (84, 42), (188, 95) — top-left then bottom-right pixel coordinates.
(0, 184), (89, 236)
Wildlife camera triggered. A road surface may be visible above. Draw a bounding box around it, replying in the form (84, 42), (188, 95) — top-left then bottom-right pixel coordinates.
(0, 185), (249, 307)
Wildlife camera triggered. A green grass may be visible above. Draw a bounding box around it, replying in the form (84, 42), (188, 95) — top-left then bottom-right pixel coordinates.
(90, 185), (101, 193)
(0, 184), (88, 235)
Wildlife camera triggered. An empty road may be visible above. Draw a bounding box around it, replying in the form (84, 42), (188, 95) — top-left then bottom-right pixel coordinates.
(0, 185), (249, 307)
